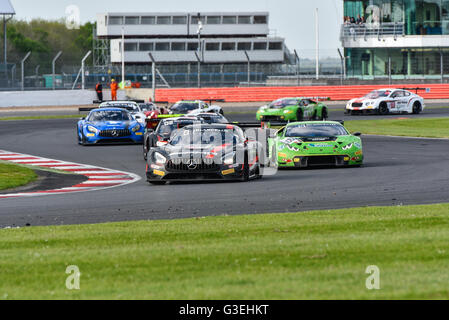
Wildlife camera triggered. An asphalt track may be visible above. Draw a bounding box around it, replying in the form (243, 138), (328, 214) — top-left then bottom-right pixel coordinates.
(0, 107), (448, 227)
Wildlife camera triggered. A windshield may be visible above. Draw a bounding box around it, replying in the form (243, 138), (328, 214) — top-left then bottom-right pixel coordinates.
(364, 90), (390, 99)
(88, 110), (132, 122)
(197, 114), (228, 124)
(170, 127), (243, 146)
(158, 120), (199, 136)
(269, 99), (298, 109)
(170, 103), (199, 113)
(285, 123), (348, 138)
(140, 104), (157, 112)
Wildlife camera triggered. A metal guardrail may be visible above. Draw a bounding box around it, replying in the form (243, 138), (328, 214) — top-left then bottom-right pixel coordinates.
(340, 22), (404, 41)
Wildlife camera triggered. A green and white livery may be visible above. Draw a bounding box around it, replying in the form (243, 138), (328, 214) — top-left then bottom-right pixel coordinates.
(268, 121), (363, 168)
(257, 97), (329, 122)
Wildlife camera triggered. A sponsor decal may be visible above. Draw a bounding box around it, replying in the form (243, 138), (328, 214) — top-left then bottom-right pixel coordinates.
(222, 168), (235, 175)
(153, 170), (165, 176)
(309, 144), (332, 148)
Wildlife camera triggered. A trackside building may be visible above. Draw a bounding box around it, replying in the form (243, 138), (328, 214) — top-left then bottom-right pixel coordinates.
(96, 12), (292, 74)
(341, 0), (449, 80)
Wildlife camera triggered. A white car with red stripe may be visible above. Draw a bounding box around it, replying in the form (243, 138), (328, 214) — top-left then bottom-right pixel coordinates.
(346, 89), (425, 115)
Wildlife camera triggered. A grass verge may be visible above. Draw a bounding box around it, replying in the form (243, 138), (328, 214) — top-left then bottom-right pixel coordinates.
(345, 117), (449, 138)
(0, 162), (37, 191)
(1, 204), (449, 299)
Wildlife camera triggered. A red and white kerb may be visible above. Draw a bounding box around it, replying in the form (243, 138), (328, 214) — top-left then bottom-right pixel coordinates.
(0, 149), (141, 199)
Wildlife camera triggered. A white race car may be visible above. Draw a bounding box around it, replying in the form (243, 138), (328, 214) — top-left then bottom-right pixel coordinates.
(346, 89), (425, 115)
(99, 101), (147, 124)
(168, 100), (224, 116)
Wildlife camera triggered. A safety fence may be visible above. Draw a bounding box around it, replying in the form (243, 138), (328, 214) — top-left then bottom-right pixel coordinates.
(155, 84), (449, 102)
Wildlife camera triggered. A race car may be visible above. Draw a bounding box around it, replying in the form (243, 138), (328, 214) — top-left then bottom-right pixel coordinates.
(345, 89), (425, 115)
(268, 121), (363, 168)
(195, 112), (229, 124)
(143, 113), (230, 160)
(143, 116), (202, 160)
(256, 97), (329, 122)
(99, 101), (147, 124)
(77, 108), (145, 145)
(146, 124), (262, 184)
(168, 100), (224, 116)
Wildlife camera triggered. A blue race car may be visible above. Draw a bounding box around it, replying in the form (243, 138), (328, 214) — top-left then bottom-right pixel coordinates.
(77, 108), (144, 145)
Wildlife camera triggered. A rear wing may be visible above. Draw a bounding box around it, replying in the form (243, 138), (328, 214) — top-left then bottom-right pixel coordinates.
(400, 88), (430, 94)
(145, 114), (184, 125)
(204, 99), (225, 104)
(230, 121), (286, 129)
(301, 97), (331, 102)
(93, 99), (145, 104)
(79, 107), (96, 112)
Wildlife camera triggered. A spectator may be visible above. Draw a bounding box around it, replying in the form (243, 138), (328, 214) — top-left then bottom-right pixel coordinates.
(350, 16), (356, 24)
(109, 79), (118, 101)
(95, 81), (103, 102)
(356, 14), (362, 24)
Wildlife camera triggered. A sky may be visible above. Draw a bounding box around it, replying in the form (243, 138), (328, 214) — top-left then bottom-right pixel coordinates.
(9, 0), (343, 58)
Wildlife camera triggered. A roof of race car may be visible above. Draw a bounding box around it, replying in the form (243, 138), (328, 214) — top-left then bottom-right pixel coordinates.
(99, 101), (139, 107)
(160, 116), (200, 122)
(179, 123), (238, 130)
(89, 107), (132, 113)
(174, 100), (205, 104)
(286, 121), (345, 127)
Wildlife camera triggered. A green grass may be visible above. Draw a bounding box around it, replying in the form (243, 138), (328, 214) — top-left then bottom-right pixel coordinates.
(1, 204), (449, 300)
(345, 117), (449, 138)
(0, 162), (37, 191)
(0, 115), (81, 121)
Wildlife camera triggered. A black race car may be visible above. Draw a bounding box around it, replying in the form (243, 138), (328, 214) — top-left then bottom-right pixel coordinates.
(195, 112), (228, 124)
(143, 114), (230, 160)
(143, 116), (201, 160)
(146, 124), (262, 184)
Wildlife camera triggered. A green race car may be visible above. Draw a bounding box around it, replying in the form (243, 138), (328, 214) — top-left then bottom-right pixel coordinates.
(268, 121), (363, 168)
(256, 97), (329, 122)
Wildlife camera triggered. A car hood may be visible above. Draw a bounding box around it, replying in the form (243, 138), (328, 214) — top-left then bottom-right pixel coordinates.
(86, 121), (135, 129)
(279, 136), (361, 154)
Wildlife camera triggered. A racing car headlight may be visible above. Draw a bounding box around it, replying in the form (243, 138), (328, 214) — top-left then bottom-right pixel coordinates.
(342, 143), (353, 150)
(223, 153), (235, 165)
(131, 124), (141, 132)
(283, 110), (294, 114)
(154, 152), (167, 164)
(87, 126), (98, 134)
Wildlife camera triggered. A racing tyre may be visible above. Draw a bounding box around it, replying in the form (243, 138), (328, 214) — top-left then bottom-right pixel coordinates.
(79, 131), (88, 146)
(143, 139), (149, 161)
(240, 152), (250, 182)
(320, 108), (328, 120)
(412, 102), (422, 114)
(378, 103), (389, 115)
(296, 109), (304, 121)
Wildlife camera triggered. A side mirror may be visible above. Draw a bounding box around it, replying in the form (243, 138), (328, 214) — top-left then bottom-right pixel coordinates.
(353, 132), (362, 136)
